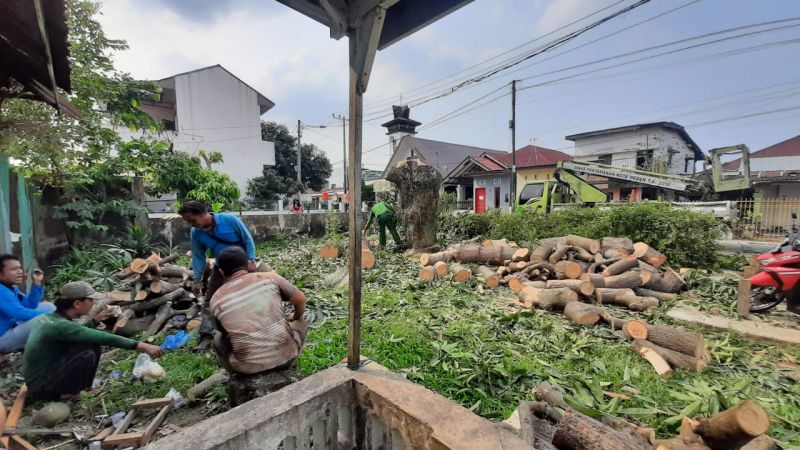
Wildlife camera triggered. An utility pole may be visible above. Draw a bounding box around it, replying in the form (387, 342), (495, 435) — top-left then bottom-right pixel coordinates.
(332, 113), (348, 193)
(296, 119), (303, 183)
(510, 80), (517, 211)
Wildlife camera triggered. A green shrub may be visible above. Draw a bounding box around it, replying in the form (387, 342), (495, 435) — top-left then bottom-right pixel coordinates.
(439, 203), (722, 268)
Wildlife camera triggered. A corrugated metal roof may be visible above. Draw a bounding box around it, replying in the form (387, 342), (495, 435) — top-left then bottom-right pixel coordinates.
(486, 145), (571, 168)
(383, 136), (499, 178)
(723, 134), (800, 170)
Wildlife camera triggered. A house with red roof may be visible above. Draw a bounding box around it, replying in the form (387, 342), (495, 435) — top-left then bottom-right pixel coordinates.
(444, 146), (571, 213)
(722, 134), (800, 199)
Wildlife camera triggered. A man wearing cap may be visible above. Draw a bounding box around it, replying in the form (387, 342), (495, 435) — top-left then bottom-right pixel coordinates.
(0, 254), (55, 354)
(23, 281), (163, 401)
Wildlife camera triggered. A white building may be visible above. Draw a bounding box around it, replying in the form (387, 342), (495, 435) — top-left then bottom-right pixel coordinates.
(565, 122), (704, 201)
(135, 65), (276, 208)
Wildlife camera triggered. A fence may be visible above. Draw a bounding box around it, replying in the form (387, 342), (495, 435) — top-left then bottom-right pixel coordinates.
(454, 200), (473, 211)
(731, 198), (800, 242)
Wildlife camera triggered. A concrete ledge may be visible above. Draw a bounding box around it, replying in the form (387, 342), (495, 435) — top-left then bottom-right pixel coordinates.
(717, 239), (775, 254)
(667, 307), (800, 346)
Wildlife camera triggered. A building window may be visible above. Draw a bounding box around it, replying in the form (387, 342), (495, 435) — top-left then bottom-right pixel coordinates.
(593, 154), (612, 165)
(162, 119), (176, 131)
(636, 149), (654, 171)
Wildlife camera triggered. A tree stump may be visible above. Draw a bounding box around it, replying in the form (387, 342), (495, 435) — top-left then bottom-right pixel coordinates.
(693, 400), (769, 450)
(386, 160), (442, 250)
(225, 368), (301, 407)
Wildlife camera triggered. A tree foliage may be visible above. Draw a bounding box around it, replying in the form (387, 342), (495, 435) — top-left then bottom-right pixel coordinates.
(247, 121), (332, 202)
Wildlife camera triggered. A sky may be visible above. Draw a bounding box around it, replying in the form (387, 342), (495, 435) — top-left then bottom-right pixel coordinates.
(96, 0), (800, 188)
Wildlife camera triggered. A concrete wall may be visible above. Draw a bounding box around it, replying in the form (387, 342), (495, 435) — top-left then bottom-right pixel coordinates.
(473, 173), (510, 211)
(756, 183), (800, 199)
(572, 127), (697, 175)
(173, 66), (275, 196)
(149, 211), (353, 249)
(516, 166), (557, 199)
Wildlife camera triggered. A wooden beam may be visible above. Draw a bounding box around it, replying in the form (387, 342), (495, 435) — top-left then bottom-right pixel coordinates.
(319, 0), (347, 38)
(1, 384), (27, 448)
(10, 435), (38, 450)
(352, 6), (386, 94)
(131, 398), (173, 410)
(348, 0), (399, 28)
(274, 0), (333, 28)
(140, 404), (171, 447)
(102, 432), (144, 449)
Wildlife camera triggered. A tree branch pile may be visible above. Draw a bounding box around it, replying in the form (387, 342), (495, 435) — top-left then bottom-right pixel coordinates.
(517, 382), (770, 450)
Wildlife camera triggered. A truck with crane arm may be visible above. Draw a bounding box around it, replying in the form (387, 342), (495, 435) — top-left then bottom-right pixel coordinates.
(517, 145), (751, 217)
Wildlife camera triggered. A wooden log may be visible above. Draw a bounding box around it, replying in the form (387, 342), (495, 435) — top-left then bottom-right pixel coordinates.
(580, 273), (606, 288)
(563, 302), (605, 325)
(116, 316), (155, 337)
(603, 249), (627, 259)
(546, 279), (594, 296)
(513, 280), (546, 293)
(622, 320), (650, 340)
(693, 400), (770, 450)
(112, 309), (135, 333)
(361, 249), (376, 269)
(519, 287), (577, 311)
(145, 302), (174, 336)
(595, 288), (635, 303)
(103, 290), (146, 302)
(551, 409), (653, 450)
(632, 242), (667, 268)
(187, 370), (230, 402)
(147, 280), (163, 295)
(603, 293), (660, 311)
(570, 246), (596, 263)
(601, 256), (639, 277)
(450, 263), (471, 283)
(527, 261), (555, 274)
(151, 281), (182, 296)
(632, 339), (707, 372)
(554, 260), (582, 280)
(103, 431), (143, 449)
(646, 268), (686, 293)
(530, 240), (558, 263)
(654, 417), (710, 450)
(635, 288), (677, 301)
(636, 346), (673, 378)
(128, 288), (186, 313)
(318, 245), (341, 259)
(131, 398), (174, 409)
(647, 324), (706, 358)
(512, 248), (531, 262)
(159, 265), (193, 281)
(548, 242), (571, 264)
(324, 267), (349, 287)
(588, 257), (620, 274)
(474, 266), (499, 289)
(637, 260), (659, 273)
(419, 266), (436, 282)
(600, 311), (630, 331)
(483, 238), (517, 247)
(433, 261), (449, 277)
(419, 249), (454, 266)
(604, 271), (648, 289)
(565, 235), (600, 254)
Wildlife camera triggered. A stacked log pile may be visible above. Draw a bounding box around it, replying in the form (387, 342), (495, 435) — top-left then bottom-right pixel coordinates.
(518, 382), (771, 450)
(88, 253), (200, 338)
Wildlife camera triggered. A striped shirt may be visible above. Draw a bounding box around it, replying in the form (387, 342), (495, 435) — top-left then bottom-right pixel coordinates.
(210, 272), (301, 373)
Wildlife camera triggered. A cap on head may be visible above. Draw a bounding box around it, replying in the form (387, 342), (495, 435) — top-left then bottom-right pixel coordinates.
(59, 281), (105, 300)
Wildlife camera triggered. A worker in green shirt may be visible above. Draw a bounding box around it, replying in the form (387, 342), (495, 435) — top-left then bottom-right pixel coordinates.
(364, 201), (403, 248)
(23, 282), (163, 402)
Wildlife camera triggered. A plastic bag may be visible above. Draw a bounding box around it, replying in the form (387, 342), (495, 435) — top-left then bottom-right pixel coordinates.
(161, 330), (193, 352)
(132, 353), (166, 383)
(166, 388), (185, 410)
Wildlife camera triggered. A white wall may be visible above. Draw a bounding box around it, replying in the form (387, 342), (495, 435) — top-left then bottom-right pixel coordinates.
(172, 66), (274, 197)
(751, 156), (800, 172)
(572, 128), (696, 175)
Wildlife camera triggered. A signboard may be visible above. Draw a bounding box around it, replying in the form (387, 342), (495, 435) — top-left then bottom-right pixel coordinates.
(372, 180), (392, 192)
(562, 161), (688, 191)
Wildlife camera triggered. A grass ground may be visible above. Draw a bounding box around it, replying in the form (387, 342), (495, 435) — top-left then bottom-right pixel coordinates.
(8, 235), (799, 448)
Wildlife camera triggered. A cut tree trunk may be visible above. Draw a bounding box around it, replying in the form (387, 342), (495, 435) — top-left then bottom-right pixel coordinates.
(693, 400), (770, 450)
(483, 239), (517, 247)
(112, 309), (135, 333)
(554, 260), (582, 280)
(530, 238), (563, 263)
(548, 242), (571, 264)
(654, 417), (710, 450)
(546, 279), (594, 296)
(601, 237), (634, 255)
(633, 242), (667, 268)
(603, 249), (627, 259)
(386, 160), (442, 250)
(361, 249), (376, 269)
(450, 263), (471, 283)
(145, 302), (174, 336)
(580, 273), (606, 288)
(589, 257), (621, 274)
(603, 293), (660, 311)
(602, 256), (640, 277)
(636, 346), (673, 378)
(519, 287), (577, 310)
(512, 248), (531, 262)
(474, 266), (499, 289)
(635, 288), (677, 301)
(128, 288), (187, 313)
(419, 266), (436, 282)
(419, 249), (454, 266)
(646, 268), (686, 293)
(563, 302), (605, 325)
(551, 409), (652, 450)
(433, 261), (449, 277)
(159, 265), (192, 281)
(117, 316), (155, 337)
(565, 235), (601, 254)
(647, 323), (706, 358)
(595, 288), (636, 303)
(318, 245), (341, 259)
(513, 280), (546, 292)
(622, 320), (650, 340)
(187, 370), (230, 402)
(604, 271), (649, 289)
(632, 339), (707, 372)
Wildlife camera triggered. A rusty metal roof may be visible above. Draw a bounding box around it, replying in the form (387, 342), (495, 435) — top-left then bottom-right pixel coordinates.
(0, 0), (77, 116)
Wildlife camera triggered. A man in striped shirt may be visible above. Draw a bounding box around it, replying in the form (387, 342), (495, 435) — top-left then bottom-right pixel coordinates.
(210, 247), (307, 374)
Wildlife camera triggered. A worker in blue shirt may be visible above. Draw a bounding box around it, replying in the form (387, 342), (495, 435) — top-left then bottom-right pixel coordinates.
(0, 254), (55, 354)
(179, 201), (256, 342)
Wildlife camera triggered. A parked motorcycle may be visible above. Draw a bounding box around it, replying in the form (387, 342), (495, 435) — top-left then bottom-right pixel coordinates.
(749, 211), (800, 314)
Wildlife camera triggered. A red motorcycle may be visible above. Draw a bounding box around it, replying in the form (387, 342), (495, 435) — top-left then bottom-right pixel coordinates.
(749, 211), (800, 314)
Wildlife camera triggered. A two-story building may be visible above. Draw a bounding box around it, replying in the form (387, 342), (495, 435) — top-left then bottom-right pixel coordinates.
(565, 122), (704, 201)
(130, 64), (276, 209)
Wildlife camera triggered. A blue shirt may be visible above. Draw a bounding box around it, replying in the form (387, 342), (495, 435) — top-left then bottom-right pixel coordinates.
(0, 283), (45, 335)
(191, 213), (256, 277)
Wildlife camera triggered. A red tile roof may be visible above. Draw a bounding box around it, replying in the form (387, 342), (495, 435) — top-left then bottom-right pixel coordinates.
(722, 134), (800, 170)
(474, 156), (505, 171)
(486, 145), (571, 168)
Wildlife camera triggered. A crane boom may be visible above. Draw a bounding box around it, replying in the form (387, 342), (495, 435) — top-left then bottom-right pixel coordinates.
(559, 160), (695, 191)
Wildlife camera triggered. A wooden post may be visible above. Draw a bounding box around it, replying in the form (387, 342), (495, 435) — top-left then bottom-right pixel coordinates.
(737, 277), (751, 318)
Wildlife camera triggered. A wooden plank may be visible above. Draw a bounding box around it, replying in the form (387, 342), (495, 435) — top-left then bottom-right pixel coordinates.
(2, 384), (28, 448)
(102, 431), (144, 449)
(737, 277), (751, 317)
(139, 404), (171, 447)
(89, 426), (115, 441)
(131, 398), (173, 410)
(112, 409), (137, 435)
(3, 427), (74, 436)
(10, 435), (38, 450)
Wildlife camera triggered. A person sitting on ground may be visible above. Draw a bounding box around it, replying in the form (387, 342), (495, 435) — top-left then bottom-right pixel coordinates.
(364, 201), (403, 249)
(23, 281), (163, 401)
(179, 201), (257, 342)
(0, 254), (55, 354)
(289, 199), (304, 214)
(210, 247), (307, 375)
